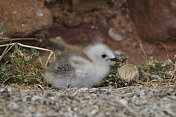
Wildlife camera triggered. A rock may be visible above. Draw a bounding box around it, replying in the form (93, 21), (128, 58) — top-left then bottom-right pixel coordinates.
(114, 50), (124, 56)
(62, 13), (83, 28)
(0, 0), (53, 37)
(108, 28), (123, 41)
(0, 87), (12, 100)
(128, 0), (176, 42)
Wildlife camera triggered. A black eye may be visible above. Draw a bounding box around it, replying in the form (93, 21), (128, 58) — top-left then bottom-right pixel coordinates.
(102, 54), (107, 58)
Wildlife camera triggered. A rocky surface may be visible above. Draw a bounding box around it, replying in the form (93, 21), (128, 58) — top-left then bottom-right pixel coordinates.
(128, 0), (176, 42)
(46, 0), (176, 65)
(0, 0), (53, 38)
(47, 0), (133, 45)
(0, 85), (176, 117)
(1, 0), (176, 65)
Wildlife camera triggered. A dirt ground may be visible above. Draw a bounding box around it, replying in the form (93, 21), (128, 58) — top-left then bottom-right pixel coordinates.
(45, 0), (176, 65)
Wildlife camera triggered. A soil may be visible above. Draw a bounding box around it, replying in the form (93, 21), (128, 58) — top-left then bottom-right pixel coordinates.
(46, 0), (176, 65)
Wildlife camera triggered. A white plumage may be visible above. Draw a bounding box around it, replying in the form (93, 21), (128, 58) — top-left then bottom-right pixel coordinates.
(44, 43), (120, 88)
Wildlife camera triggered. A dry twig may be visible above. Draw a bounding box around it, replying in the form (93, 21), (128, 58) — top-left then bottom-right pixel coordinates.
(0, 42), (55, 66)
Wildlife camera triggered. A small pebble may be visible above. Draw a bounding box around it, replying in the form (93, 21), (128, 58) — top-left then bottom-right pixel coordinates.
(114, 50), (123, 56)
(108, 28), (123, 41)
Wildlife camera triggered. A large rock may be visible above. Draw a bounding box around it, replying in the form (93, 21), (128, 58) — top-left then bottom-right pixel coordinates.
(128, 0), (176, 42)
(0, 0), (53, 37)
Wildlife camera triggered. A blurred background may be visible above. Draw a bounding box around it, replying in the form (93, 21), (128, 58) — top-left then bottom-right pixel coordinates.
(1, 0), (176, 65)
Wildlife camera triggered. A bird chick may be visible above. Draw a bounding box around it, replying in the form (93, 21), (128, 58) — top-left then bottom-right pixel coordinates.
(44, 43), (121, 88)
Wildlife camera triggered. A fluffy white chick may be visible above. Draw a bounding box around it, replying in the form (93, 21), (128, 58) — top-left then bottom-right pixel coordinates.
(44, 43), (121, 88)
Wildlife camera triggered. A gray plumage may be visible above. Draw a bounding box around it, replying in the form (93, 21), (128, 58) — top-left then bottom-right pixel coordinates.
(44, 43), (120, 88)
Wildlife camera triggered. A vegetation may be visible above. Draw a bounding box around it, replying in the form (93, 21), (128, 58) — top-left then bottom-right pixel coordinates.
(138, 58), (176, 86)
(99, 57), (175, 88)
(0, 25), (45, 85)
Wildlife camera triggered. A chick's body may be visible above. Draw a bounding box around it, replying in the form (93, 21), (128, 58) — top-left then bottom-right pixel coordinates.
(44, 44), (118, 88)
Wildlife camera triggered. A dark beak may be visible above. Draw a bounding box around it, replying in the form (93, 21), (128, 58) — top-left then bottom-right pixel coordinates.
(109, 57), (122, 62)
